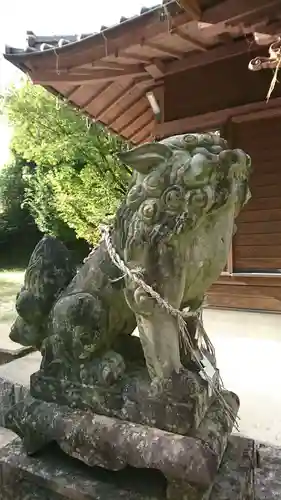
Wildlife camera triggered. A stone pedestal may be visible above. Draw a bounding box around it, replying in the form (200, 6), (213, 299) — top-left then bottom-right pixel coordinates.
(0, 436), (255, 500)
(1, 363), (250, 499)
(2, 386), (242, 499)
(30, 366), (217, 435)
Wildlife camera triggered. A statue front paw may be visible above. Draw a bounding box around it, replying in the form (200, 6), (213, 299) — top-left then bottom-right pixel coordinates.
(80, 351), (126, 386)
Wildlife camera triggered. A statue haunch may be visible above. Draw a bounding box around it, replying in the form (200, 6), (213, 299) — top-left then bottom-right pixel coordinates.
(10, 133), (251, 385)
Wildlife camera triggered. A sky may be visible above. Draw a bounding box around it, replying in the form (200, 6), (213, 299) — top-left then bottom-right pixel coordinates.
(0, 0), (158, 165)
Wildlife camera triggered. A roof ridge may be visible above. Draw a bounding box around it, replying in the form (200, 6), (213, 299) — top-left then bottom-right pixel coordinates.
(5, 1), (176, 55)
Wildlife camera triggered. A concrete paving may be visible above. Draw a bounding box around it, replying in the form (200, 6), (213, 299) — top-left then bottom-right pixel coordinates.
(0, 427), (17, 448)
(0, 351), (41, 387)
(0, 326), (22, 352)
(204, 308), (281, 446)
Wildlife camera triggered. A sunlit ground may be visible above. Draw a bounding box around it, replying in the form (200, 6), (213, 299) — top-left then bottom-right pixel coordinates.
(0, 270), (24, 330)
(204, 308), (281, 446)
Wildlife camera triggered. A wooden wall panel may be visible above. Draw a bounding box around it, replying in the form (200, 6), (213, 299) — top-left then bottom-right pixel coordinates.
(232, 117), (281, 273)
(206, 280), (281, 312)
(207, 115), (281, 312)
(207, 275), (281, 312)
(164, 47), (281, 122)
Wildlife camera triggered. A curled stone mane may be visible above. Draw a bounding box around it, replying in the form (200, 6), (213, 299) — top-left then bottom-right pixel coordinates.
(115, 133), (251, 262)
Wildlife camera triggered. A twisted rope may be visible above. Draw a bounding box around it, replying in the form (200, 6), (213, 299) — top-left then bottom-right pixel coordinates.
(100, 225), (239, 428)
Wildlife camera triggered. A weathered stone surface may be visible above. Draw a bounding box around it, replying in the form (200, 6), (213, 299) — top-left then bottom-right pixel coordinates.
(209, 436), (256, 500)
(30, 367), (213, 434)
(118, 136), (252, 379)
(4, 396), (218, 488)
(0, 438), (165, 500)
(0, 436), (256, 500)
(255, 442), (281, 499)
(195, 391), (240, 461)
(0, 464), (64, 500)
(10, 236), (76, 350)
(10, 133), (252, 386)
(165, 393), (240, 500)
(11, 237), (137, 386)
(122, 368), (215, 434)
(0, 377), (29, 427)
(4, 133), (252, 496)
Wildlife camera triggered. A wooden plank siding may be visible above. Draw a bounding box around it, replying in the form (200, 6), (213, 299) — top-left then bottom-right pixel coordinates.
(206, 279), (281, 312)
(207, 115), (281, 312)
(232, 117), (281, 273)
(163, 48), (281, 123)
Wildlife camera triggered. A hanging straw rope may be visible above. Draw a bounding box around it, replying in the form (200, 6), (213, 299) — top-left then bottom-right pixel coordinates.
(100, 225), (239, 428)
(53, 47), (60, 75)
(267, 55), (281, 102)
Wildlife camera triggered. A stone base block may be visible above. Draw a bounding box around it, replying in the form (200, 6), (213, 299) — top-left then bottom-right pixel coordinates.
(0, 436), (255, 500)
(30, 366), (215, 435)
(255, 441), (281, 498)
(3, 391), (239, 491)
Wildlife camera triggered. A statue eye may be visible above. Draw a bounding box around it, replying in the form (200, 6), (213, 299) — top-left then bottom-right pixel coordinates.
(191, 192), (206, 207)
(183, 134), (198, 148)
(162, 186), (184, 214)
(138, 199), (160, 223)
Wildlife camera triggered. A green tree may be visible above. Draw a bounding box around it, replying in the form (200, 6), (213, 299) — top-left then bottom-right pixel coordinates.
(2, 81), (131, 244)
(0, 155), (31, 232)
(0, 155), (42, 267)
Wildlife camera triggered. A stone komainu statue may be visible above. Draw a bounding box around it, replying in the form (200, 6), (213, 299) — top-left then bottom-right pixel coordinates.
(10, 133), (252, 385)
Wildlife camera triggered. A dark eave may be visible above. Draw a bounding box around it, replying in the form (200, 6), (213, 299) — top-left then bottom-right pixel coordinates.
(4, 0), (281, 144)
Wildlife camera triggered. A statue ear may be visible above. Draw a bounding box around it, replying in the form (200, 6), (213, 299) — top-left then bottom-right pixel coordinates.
(119, 142), (172, 174)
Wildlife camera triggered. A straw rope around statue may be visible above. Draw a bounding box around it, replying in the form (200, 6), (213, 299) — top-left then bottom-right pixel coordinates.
(100, 224), (239, 428)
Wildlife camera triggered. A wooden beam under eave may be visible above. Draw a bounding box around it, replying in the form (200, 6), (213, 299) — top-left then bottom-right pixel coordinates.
(144, 42), (184, 59)
(60, 65), (144, 76)
(154, 96), (281, 138)
(175, 0), (201, 19)
(121, 108), (152, 138)
(203, 0), (281, 24)
(90, 61), (143, 71)
(16, 11), (191, 72)
(31, 68), (149, 85)
(232, 106), (281, 123)
(164, 38), (252, 76)
(107, 80), (154, 127)
(173, 28), (207, 51)
(94, 79), (134, 120)
(116, 52), (157, 64)
(130, 120), (154, 144)
(107, 89), (146, 127)
(80, 82), (113, 111)
(117, 105), (151, 135)
(145, 60), (165, 79)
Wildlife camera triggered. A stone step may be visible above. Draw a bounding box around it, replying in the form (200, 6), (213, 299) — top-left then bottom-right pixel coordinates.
(0, 436), (255, 500)
(0, 321), (33, 366)
(0, 428), (62, 500)
(0, 346), (34, 367)
(0, 351), (41, 388)
(0, 427), (17, 449)
(0, 352), (41, 426)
